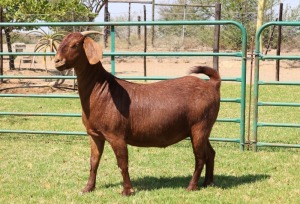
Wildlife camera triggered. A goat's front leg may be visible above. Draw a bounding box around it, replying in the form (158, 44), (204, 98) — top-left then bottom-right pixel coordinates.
(82, 135), (105, 193)
(109, 139), (134, 196)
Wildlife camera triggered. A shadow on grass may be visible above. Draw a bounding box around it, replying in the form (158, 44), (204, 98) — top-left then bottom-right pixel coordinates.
(104, 174), (270, 191)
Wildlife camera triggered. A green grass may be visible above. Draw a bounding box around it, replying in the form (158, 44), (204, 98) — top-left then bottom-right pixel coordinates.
(0, 97), (84, 132)
(0, 84), (299, 203)
(0, 136), (299, 203)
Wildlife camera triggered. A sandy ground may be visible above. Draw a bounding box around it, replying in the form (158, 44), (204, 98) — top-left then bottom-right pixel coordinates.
(0, 48), (299, 94)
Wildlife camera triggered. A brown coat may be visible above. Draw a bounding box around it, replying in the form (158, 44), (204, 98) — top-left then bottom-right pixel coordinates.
(54, 32), (221, 196)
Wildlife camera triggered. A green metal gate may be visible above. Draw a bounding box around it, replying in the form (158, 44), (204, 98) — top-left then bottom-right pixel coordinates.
(0, 21), (247, 150)
(253, 21), (300, 151)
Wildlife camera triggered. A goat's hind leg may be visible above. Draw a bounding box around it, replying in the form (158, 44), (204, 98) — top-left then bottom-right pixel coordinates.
(82, 135), (105, 193)
(202, 141), (215, 187)
(187, 127), (208, 191)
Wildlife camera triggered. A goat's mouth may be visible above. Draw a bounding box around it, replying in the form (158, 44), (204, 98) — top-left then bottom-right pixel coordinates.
(55, 64), (66, 71)
(55, 59), (67, 71)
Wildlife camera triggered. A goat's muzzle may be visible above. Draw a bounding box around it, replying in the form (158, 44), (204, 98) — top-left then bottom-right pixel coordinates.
(54, 57), (67, 71)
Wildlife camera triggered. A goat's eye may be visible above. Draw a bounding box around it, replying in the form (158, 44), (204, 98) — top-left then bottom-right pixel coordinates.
(71, 43), (79, 49)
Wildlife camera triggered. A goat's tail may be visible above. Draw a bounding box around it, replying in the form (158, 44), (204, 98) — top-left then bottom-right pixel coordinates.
(189, 66), (221, 89)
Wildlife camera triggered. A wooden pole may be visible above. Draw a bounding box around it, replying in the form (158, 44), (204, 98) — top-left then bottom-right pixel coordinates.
(152, 0), (155, 47)
(182, 0), (187, 43)
(264, 19), (278, 55)
(128, 2), (131, 47)
(213, 2), (221, 71)
(104, 3), (109, 48)
(276, 3), (283, 81)
(138, 16), (141, 40)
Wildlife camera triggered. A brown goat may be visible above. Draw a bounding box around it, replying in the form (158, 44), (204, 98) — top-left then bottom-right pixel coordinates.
(54, 32), (221, 196)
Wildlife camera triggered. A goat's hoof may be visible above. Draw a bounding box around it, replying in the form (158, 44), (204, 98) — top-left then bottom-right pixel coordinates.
(82, 186), (95, 194)
(202, 181), (215, 188)
(122, 188), (135, 196)
(186, 185), (198, 191)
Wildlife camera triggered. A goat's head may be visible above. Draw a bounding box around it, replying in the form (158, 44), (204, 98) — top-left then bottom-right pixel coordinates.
(54, 31), (103, 71)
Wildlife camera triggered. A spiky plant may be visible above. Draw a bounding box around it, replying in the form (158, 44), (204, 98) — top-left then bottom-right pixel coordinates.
(28, 29), (65, 72)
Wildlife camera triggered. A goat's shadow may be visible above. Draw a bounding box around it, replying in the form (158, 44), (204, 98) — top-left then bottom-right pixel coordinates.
(103, 174), (269, 191)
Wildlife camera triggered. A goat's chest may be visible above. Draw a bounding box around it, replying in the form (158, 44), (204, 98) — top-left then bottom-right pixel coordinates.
(82, 100), (129, 136)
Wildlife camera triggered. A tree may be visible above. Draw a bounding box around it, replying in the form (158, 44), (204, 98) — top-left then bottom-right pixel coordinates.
(157, 0), (282, 50)
(81, 0), (108, 22)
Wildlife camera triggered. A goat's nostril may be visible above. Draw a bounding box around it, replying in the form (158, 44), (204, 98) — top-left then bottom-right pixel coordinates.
(54, 57), (66, 69)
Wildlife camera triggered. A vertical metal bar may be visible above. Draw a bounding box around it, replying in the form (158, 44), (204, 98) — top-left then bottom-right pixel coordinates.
(240, 22), (247, 151)
(72, 9), (75, 32)
(144, 5), (147, 78)
(252, 63), (260, 152)
(246, 37), (255, 150)
(253, 29), (262, 152)
(213, 2), (221, 71)
(0, 7), (3, 83)
(111, 25), (115, 75)
(276, 3), (283, 81)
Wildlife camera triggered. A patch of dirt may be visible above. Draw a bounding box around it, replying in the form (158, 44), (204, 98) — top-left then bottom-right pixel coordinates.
(1, 49), (299, 94)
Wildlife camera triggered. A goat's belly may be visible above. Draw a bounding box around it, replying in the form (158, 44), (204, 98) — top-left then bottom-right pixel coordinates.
(126, 131), (189, 147)
(127, 116), (190, 147)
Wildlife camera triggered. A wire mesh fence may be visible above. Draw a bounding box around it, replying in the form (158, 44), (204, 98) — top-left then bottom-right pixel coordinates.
(1, 21), (299, 87)
(1, 22), (243, 83)
(1, 0), (299, 85)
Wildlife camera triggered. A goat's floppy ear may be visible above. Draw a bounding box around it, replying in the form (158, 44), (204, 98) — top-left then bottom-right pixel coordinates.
(83, 37), (103, 65)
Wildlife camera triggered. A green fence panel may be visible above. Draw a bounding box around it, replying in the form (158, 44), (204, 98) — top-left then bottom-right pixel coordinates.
(253, 21), (300, 151)
(0, 21), (247, 150)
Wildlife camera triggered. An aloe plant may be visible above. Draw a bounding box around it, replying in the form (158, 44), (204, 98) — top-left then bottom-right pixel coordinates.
(28, 29), (65, 72)
(27, 29), (73, 87)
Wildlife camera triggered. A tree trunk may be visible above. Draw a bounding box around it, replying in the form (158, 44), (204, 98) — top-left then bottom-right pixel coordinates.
(256, 0), (266, 53)
(4, 27), (15, 70)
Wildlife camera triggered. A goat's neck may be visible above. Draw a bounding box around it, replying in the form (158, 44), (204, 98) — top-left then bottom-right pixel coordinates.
(75, 61), (109, 100)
